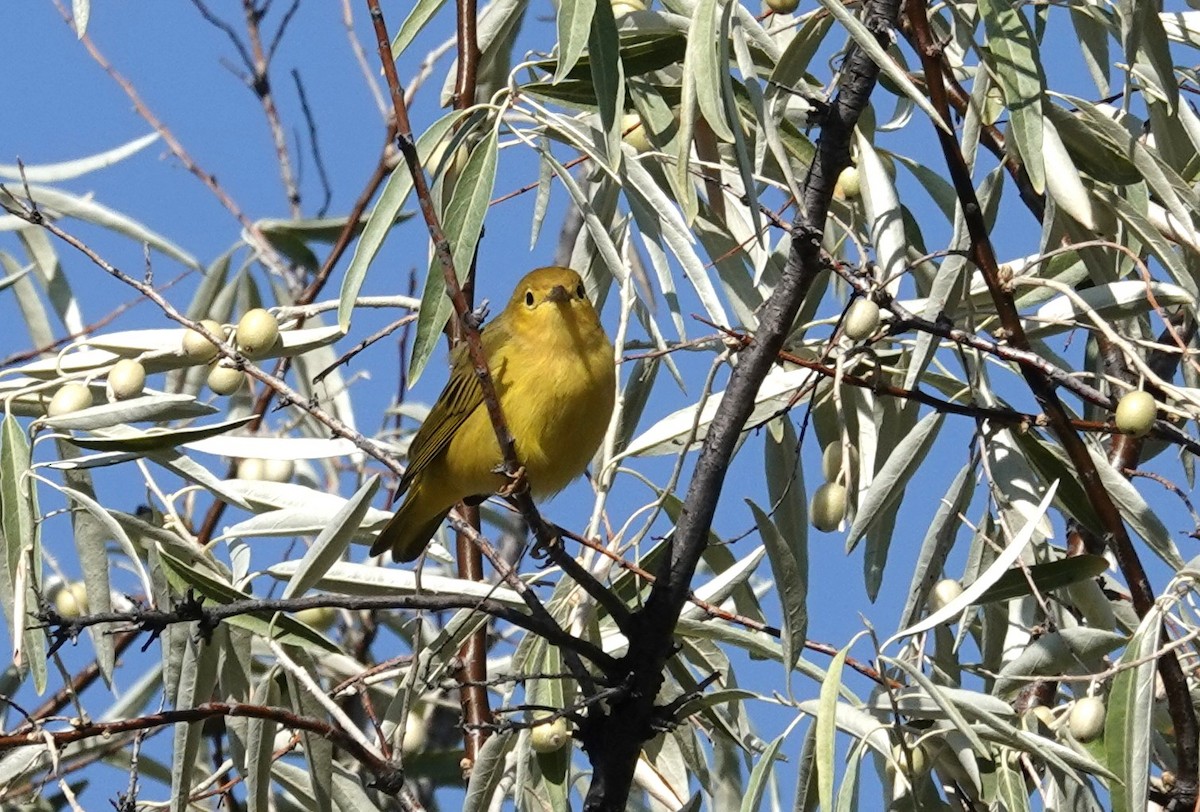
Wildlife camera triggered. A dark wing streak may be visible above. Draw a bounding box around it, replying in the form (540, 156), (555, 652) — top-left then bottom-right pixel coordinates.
(398, 341), (484, 493)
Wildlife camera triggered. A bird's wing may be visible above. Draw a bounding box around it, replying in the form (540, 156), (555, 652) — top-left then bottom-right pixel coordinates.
(398, 340), (484, 491)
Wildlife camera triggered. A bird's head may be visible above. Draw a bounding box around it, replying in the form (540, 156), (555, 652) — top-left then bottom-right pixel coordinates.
(507, 266), (599, 330)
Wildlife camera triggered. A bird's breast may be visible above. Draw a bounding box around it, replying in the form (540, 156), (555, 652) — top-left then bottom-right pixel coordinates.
(498, 323), (615, 495)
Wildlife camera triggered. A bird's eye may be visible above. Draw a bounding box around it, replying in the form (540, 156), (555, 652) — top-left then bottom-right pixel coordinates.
(575, 284), (586, 299)
(524, 290), (535, 307)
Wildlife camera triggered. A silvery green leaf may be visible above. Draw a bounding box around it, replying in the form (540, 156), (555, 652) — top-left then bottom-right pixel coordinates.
(747, 501), (806, 677)
(279, 476), (379, 600)
(42, 393), (216, 430)
(183, 434), (360, 460)
(846, 411), (943, 553)
(884, 482), (1058, 648)
(9, 184), (199, 270)
(1042, 116), (1098, 230)
(337, 110), (461, 332)
(63, 416), (255, 454)
(855, 132), (906, 291)
(266, 561), (527, 610)
(814, 0), (950, 135)
(624, 366), (815, 457)
(0, 133), (157, 182)
(408, 123), (499, 385)
(979, 0), (1045, 191)
(1022, 280), (1193, 338)
(1107, 604), (1163, 812)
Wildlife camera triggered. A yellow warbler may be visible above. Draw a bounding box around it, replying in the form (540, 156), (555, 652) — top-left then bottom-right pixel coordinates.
(371, 267), (616, 562)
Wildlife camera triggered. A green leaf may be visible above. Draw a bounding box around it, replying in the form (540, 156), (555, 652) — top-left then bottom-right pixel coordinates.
(589, 0), (625, 167)
(244, 671), (280, 812)
(169, 630), (223, 812)
(686, 0), (735, 143)
(994, 627), (1126, 698)
(265, 560), (525, 608)
(464, 731), (516, 812)
(408, 124), (500, 385)
(975, 555), (1109, 605)
(279, 476), (380, 600)
(899, 460), (975, 628)
(739, 730), (788, 812)
(846, 411), (944, 553)
(554, 0), (597, 83)
(814, 0), (950, 135)
(42, 393), (218, 431)
(54, 441), (114, 681)
(0, 133), (158, 182)
(337, 110), (461, 332)
(0, 413), (45, 692)
(391, 0), (449, 58)
(816, 637), (859, 812)
(885, 481), (1058, 647)
(284, 649), (333, 812)
(979, 0), (1046, 192)
(157, 549), (339, 654)
(62, 416), (256, 454)
(746, 500), (806, 678)
(5, 184), (200, 270)
(1106, 604), (1162, 812)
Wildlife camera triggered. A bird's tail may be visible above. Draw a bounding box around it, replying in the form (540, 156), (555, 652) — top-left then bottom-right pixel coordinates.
(369, 482), (450, 562)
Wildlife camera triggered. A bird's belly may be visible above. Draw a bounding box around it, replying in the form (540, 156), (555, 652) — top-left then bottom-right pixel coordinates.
(442, 350), (613, 498)
(508, 350), (613, 495)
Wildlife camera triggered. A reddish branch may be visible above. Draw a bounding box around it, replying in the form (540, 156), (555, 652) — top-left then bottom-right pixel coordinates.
(444, 0), (494, 778)
(0, 703), (401, 792)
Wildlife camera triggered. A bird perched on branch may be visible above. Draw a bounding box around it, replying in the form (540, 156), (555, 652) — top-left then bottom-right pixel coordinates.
(371, 266), (616, 562)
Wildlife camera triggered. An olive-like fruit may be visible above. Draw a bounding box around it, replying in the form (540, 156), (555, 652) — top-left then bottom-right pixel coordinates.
(263, 458), (295, 483)
(835, 165), (861, 199)
(55, 581), (89, 618)
(294, 606), (337, 631)
(843, 298), (881, 341)
(1114, 390), (1157, 437)
(182, 319), (224, 362)
(529, 716), (571, 753)
(928, 579), (964, 613)
(1069, 696), (1106, 743)
(107, 359), (146, 400)
(612, 0), (648, 14)
(47, 383), (94, 416)
(236, 308), (280, 359)
(402, 708), (428, 754)
(765, 0), (800, 14)
(236, 458), (267, 481)
(820, 442), (860, 483)
(886, 741), (928, 779)
(207, 364), (245, 396)
(810, 482), (847, 532)
(621, 113), (652, 153)
(1029, 705), (1056, 730)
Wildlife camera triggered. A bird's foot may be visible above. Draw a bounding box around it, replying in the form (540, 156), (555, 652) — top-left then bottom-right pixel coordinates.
(495, 465), (528, 498)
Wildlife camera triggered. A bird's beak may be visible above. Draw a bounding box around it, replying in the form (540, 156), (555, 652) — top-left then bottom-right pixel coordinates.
(546, 285), (570, 303)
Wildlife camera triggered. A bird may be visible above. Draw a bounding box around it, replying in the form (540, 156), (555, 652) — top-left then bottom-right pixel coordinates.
(371, 266), (616, 562)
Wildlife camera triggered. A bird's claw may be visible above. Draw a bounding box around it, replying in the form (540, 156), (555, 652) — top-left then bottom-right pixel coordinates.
(464, 301), (490, 331)
(496, 465), (528, 498)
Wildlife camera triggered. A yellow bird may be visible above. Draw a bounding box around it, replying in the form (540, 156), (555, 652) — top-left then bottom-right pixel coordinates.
(371, 267), (616, 562)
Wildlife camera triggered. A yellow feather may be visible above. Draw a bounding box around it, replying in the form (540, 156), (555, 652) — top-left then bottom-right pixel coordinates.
(370, 267), (615, 562)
